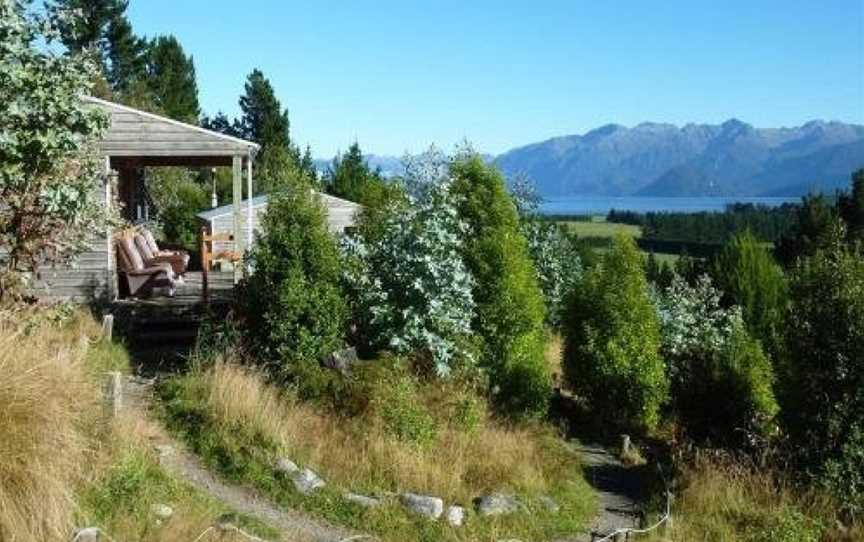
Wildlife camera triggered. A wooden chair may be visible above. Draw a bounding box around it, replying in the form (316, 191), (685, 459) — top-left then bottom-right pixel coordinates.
(116, 235), (176, 298)
(199, 226), (241, 301)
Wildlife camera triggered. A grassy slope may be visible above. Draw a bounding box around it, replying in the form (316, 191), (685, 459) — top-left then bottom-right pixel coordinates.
(558, 218), (642, 239)
(0, 309), (276, 542)
(158, 360), (596, 542)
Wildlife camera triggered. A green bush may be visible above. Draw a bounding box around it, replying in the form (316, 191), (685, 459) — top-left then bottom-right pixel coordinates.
(239, 171), (348, 397)
(784, 229), (864, 512)
(712, 230), (787, 358)
(450, 155), (551, 419)
(564, 234), (668, 432)
(363, 360), (438, 446)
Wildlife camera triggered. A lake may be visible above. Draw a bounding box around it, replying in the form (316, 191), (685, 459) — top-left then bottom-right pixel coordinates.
(539, 196), (800, 215)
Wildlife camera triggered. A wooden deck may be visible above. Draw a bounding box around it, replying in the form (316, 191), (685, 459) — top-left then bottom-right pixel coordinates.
(109, 271), (237, 371)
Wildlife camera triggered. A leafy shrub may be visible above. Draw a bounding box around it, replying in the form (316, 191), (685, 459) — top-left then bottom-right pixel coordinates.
(363, 360), (438, 446)
(451, 154), (551, 419)
(239, 171), (347, 397)
(711, 230), (787, 358)
(564, 234), (667, 431)
(657, 275), (777, 445)
(522, 220), (583, 328)
(148, 168), (208, 250)
(341, 157), (476, 375)
(784, 229), (864, 513)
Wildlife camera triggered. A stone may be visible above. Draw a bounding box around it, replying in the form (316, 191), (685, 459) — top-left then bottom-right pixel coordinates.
(400, 492), (444, 520)
(291, 468), (325, 494)
(343, 492), (382, 508)
(72, 527), (102, 542)
(274, 457), (300, 475)
(475, 494), (521, 516)
(322, 347), (360, 375)
(151, 503), (173, 519)
(538, 495), (560, 513)
(446, 505), (465, 526)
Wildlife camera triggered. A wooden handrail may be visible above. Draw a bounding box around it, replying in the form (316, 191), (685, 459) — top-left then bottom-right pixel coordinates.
(200, 226), (241, 301)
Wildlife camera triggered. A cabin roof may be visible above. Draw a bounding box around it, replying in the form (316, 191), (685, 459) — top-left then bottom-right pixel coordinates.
(84, 96), (259, 165)
(196, 193), (361, 221)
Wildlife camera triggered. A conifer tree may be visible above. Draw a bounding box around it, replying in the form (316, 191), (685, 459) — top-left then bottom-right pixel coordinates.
(51, 0), (127, 54)
(839, 168), (864, 242)
(326, 142), (380, 203)
(144, 35), (199, 123)
(105, 14), (146, 94)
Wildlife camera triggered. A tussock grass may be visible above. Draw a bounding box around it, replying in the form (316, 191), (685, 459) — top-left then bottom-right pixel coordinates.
(161, 358), (596, 541)
(0, 310), (100, 542)
(646, 455), (862, 542)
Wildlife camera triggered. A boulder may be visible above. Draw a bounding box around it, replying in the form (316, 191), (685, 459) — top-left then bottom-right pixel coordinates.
(475, 494), (521, 516)
(343, 492), (381, 508)
(72, 527), (102, 542)
(322, 347), (360, 375)
(446, 505), (465, 527)
(291, 468), (325, 494)
(274, 457), (299, 475)
(401, 492), (444, 520)
(150, 503), (174, 520)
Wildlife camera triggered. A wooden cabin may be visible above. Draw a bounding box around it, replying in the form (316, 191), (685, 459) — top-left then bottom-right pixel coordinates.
(197, 193), (361, 257)
(9, 97), (261, 303)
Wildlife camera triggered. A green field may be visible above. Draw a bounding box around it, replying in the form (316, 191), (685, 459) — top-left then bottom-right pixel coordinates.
(558, 217), (680, 264)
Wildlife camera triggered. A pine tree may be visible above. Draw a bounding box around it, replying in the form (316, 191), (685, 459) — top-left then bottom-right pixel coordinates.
(238, 69), (291, 149)
(52, 0), (127, 55)
(144, 35), (199, 123)
(839, 169), (864, 242)
(105, 14), (146, 94)
(326, 142), (379, 202)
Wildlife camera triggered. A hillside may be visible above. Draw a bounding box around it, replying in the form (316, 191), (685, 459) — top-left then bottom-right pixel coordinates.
(495, 119), (864, 197)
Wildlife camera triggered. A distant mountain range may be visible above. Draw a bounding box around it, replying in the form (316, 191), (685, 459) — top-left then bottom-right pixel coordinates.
(316, 120), (864, 197)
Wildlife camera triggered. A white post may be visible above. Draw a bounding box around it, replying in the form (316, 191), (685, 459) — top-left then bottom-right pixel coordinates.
(246, 156), (254, 253)
(232, 155), (243, 284)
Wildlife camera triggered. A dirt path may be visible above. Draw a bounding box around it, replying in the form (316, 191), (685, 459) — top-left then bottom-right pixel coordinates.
(563, 443), (643, 542)
(122, 376), (364, 542)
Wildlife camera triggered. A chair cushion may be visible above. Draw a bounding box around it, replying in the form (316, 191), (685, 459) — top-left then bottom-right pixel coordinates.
(119, 236), (145, 271)
(134, 234), (155, 261)
(142, 229), (161, 254)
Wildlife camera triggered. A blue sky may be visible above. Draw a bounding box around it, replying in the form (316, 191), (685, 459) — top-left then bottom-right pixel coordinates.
(127, 1), (864, 158)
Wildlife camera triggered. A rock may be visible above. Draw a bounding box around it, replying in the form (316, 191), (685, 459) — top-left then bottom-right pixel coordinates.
(322, 347), (360, 375)
(72, 527), (102, 542)
(150, 503), (173, 519)
(291, 468), (325, 494)
(343, 492), (381, 508)
(475, 494), (521, 516)
(538, 495), (560, 513)
(401, 492), (444, 519)
(274, 457), (299, 475)
(446, 505), (465, 526)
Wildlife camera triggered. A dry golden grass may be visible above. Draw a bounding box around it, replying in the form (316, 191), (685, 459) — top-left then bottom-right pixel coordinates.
(199, 359), (571, 503)
(0, 311), (101, 542)
(646, 455), (862, 542)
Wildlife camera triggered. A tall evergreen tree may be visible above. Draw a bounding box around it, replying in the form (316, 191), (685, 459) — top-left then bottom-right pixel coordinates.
(776, 193), (838, 266)
(144, 35), (199, 123)
(839, 168), (864, 242)
(105, 14), (146, 94)
(236, 69), (301, 192)
(299, 145), (317, 181)
(51, 0), (127, 54)
(326, 142), (379, 202)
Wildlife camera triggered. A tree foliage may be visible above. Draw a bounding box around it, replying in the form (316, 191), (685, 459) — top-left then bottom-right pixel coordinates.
(783, 227), (864, 500)
(450, 154), (551, 419)
(144, 35), (199, 123)
(325, 142), (383, 203)
(711, 231), (787, 358)
(658, 275), (777, 445)
(564, 234), (668, 431)
(239, 170), (347, 395)
(342, 171), (476, 376)
(0, 1), (116, 299)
